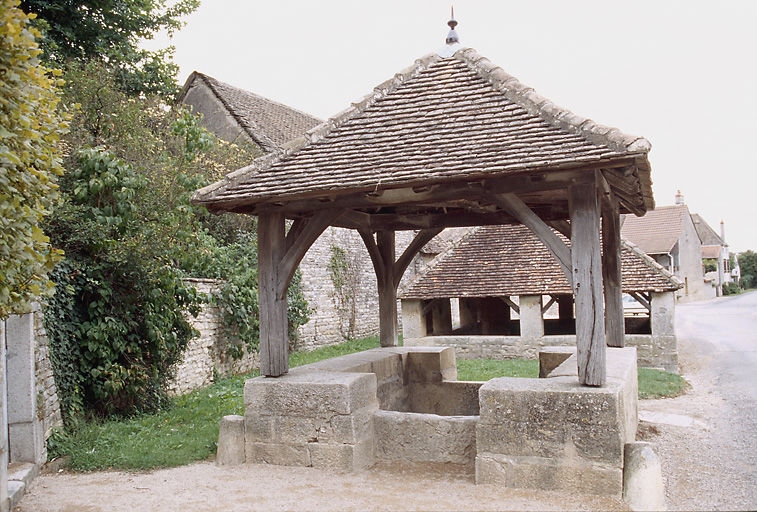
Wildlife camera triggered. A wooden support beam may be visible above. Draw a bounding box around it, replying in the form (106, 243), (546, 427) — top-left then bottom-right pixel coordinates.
(499, 296), (520, 314)
(547, 220), (572, 238)
(278, 209), (345, 298)
(394, 228), (443, 288)
(258, 212), (288, 377)
(542, 295), (557, 314)
(376, 231), (398, 347)
(600, 179), (625, 348)
(486, 192), (573, 286)
(629, 291), (651, 312)
(569, 178), (606, 387)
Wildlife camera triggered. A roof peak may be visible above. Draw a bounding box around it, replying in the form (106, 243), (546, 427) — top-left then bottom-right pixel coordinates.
(446, 7), (459, 44)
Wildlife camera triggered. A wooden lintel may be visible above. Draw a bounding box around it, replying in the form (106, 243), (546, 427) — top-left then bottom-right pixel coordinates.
(486, 192), (573, 286)
(499, 296), (520, 314)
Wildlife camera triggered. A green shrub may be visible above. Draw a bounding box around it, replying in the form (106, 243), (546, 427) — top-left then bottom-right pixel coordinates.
(0, 0), (68, 318)
(722, 281), (740, 296)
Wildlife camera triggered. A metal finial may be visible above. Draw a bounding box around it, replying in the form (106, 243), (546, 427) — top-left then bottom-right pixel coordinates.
(446, 6), (459, 44)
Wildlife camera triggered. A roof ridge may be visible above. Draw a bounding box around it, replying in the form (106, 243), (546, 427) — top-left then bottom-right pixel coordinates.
(621, 238), (683, 289)
(453, 48), (651, 155)
(194, 72), (280, 153)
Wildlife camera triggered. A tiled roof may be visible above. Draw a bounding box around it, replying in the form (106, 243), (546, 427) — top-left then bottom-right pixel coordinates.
(701, 245), (721, 259)
(179, 72), (322, 152)
(691, 213), (723, 247)
(620, 205), (690, 255)
(399, 224), (681, 299)
(193, 47), (653, 214)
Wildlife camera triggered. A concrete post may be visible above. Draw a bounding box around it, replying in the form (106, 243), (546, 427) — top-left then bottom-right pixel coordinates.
(400, 300), (426, 339)
(519, 295), (544, 340)
(6, 313), (44, 464)
(1, 319), (9, 512)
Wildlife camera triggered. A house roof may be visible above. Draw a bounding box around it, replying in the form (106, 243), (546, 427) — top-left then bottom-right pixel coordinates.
(691, 213), (724, 247)
(400, 224), (682, 299)
(192, 47), (654, 226)
(620, 205), (690, 255)
(701, 245), (721, 259)
(179, 71), (322, 152)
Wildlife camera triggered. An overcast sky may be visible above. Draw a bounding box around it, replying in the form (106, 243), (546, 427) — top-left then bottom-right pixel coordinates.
(148, 0), (757, 253)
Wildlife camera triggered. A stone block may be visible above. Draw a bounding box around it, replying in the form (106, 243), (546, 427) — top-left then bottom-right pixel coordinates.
(374, 410), (477, 465)
(216, 415), (245, 466)
(244, 371), (377, 416)
(476, 422), (567, 459)
(623, 442), (666, 511)
(246, 442), (311, 467)
(308, 439), (374, 471)
(475, 452), (622, 496)
(404, 348), (456, 383)
(539, 347), (575, 377)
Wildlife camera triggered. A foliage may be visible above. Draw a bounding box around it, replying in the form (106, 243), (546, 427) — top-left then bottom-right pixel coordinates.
(456, 359), (539, 380)
(0, 0), (68, 318)
(327, 244), (361, 339)
(47, 336), (379, 471)
(47, 369), (254, 471)
(738, 250), (757, 289)
(637, 368), (689, 399)
(20, 0), (199, 97)
(722, 281), (741, 296)
(43, 61), (308, 422)
(703, 258), (717, 273)
(44, 147), (202, 419)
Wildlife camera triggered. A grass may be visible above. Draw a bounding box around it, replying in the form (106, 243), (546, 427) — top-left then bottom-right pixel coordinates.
(456, 358), (539, 380)
(50, 337), (686, 471)
(637, 367), (689, 399)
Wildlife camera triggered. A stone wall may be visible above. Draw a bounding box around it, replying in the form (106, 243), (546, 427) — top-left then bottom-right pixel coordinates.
(168, 279), (259, 395)
(296, 227), (418, 350)
(31, 304), (62, 445)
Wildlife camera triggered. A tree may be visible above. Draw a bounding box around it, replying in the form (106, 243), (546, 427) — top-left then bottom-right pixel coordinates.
(0, 0), (68, 319)
(20, 0), (199, 97)
(738, 250), (757, 289)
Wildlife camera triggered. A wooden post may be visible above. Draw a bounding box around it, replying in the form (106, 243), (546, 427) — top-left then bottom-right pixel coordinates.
(569, 179), (606, 386)
(601, 192), (625, 347)
(258, 212), (289, 377)
(376, 231), (398, 347)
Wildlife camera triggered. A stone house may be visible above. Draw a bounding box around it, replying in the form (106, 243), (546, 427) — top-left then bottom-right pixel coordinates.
(691, 213), (732, 294)
(400, 224), (682, 372)
(180, 72), (418, 348)
(621, 202), (710, 302)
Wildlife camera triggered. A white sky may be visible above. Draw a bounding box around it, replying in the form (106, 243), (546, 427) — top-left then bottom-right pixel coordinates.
(148, 0), (757, 253)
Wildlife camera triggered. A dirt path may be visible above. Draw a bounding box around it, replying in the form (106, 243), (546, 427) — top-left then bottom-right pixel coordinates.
(16, 461), (628, 511)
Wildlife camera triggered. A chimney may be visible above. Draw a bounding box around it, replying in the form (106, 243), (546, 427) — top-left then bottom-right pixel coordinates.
(674, 189), (685, 205)
(720, 220), (726, 244)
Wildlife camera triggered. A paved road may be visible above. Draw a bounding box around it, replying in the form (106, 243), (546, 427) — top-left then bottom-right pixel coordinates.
(640, 290), (757, 511)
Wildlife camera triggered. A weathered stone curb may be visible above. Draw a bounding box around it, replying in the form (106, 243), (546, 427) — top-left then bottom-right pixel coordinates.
(216, 415), (245, 466)
(623, 442), (666, 511)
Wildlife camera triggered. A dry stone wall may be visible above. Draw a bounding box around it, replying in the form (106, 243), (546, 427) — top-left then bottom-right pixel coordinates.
(168, 279), (259, 395)
(295, 227), (418, 350)
(32, 304), (62, 444)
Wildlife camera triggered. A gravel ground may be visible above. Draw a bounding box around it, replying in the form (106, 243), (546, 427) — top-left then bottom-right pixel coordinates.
(16, 294), (757, 511)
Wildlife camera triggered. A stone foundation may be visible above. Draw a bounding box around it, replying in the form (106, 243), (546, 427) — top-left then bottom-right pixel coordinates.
(224, 346), (641, 498)
(475, 347), (638, 496)
(405, 334), (677, 373)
